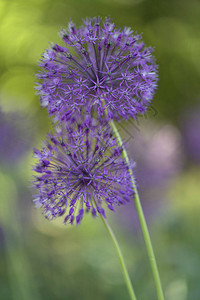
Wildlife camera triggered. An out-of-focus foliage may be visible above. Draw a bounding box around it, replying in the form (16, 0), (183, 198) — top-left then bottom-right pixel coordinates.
(0, 0), (200, 299)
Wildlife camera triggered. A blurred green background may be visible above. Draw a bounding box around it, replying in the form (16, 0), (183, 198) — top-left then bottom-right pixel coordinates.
(0, 0), (200, 299)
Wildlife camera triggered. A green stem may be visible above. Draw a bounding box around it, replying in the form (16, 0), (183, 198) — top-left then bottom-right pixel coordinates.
(109, 120), (165, 300)
(99, 213), (137, 300)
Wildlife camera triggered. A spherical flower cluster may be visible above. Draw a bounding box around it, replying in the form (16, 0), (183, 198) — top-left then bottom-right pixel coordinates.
(36, 17), (158, 122)
(32, 121), (134, 225)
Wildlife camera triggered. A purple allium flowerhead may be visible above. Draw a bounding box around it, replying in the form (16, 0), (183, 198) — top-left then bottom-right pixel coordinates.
(32, 120), (134, 225)
(36, 16), (158, 122)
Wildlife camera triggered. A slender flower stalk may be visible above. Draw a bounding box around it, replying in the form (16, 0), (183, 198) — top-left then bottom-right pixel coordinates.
(98, 212), (137, 300)
(109, 119), (165, 300)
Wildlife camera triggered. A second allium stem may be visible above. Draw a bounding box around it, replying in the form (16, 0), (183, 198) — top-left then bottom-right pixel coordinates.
(110, 119), (165, 300)
(99, 214), (137, 300)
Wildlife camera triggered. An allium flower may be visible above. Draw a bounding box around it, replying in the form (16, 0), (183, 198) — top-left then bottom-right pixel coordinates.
(32, 120), (134, 225)
(36, 16), (158, 122)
